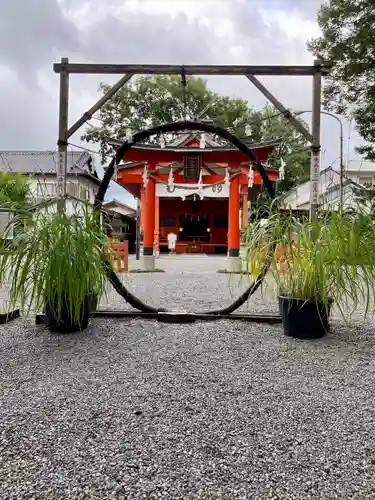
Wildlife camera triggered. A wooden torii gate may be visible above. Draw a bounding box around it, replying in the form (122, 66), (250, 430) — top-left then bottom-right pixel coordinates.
(54, 60), (331, 227)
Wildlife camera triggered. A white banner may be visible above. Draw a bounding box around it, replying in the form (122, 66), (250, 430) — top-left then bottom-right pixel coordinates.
(156, 183), (229, 198)
(310, 154), (320, 205)
(57, 151), (66, 197)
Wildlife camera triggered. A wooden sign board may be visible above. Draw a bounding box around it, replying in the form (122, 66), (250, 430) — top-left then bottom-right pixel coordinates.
(183, 154), (202, 181)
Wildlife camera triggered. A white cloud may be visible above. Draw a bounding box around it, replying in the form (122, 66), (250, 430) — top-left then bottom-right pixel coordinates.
(0, 0), (365, 207)
(122, 0), (230, 20)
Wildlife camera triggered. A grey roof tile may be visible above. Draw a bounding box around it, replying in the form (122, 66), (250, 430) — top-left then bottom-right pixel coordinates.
(0, 150), (91, 175)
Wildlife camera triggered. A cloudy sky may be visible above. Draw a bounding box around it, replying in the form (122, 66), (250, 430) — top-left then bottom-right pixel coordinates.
(0, 0), (363, 205)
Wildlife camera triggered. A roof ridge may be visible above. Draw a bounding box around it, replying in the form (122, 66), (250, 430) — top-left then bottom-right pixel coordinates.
(0, 150), (90, 156)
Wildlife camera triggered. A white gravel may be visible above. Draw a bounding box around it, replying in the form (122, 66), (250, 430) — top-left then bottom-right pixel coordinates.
(1, 255), (375, 499)
(100, 255), (279, 314)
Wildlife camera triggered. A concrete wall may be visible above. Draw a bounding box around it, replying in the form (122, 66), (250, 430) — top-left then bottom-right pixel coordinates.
(29, 175), (97, 205)
(283, 161), (375, 211)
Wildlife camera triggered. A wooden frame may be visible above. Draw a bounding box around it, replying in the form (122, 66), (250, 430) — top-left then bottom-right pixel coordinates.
(54, 58), (331, 221)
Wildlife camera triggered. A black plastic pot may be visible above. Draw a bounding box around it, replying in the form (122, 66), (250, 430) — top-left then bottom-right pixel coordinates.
(278, 296), (333, 339)
(45, 293), (97, 334)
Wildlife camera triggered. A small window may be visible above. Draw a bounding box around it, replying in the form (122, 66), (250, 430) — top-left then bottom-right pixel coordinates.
(66, 183), (79, 198)
(80, 186), (89, 200)
(359, 176), (373, 188)
(36, 183), (56, 197)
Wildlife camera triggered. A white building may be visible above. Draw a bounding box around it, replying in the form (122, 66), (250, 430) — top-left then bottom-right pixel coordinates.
(0, 150), (100, 208)
(0, 150), (102, 236)
(102, 199), (136, 243)
(283, 160), (375, 211)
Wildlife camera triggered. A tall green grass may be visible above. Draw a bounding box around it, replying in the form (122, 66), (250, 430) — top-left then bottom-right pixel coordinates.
(242, 204), (375, 319)
(0, 203), (109, 322)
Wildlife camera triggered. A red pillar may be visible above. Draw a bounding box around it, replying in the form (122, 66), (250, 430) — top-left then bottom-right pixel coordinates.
(143, 164), (156, 256)
(154, 195), (160, 254)
(228, 175), (240, 257)
(140, 185), (146, 231)
(241, 189), (248, 228)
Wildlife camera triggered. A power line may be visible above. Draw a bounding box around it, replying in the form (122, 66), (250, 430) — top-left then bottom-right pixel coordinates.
(67, 142), (109, 157)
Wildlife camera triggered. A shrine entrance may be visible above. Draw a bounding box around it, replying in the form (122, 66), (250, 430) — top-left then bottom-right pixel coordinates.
(179, 214), (210, 253)
(180, 215), (209, 243)
(110, 132), (280, 263)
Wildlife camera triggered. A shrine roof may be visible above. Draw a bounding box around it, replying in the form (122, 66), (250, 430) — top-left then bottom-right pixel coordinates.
(167, 131), (221, 148)
(108, 136), (280, 154)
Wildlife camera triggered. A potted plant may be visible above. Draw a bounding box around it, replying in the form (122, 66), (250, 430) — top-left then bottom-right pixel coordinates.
(0, 202), (109, 333)
(243, 206), (375, 339)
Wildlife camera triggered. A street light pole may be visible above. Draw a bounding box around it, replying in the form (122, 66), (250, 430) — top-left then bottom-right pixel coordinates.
(295, 109), (344, 209)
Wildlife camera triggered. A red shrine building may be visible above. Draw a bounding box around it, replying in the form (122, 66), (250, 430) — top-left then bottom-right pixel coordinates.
(110, 132), (279, 270)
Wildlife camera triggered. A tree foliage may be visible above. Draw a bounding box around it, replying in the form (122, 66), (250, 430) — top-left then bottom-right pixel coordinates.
(307, 0), (375, 159)
(249, 106), (310, 193)
(82, 75), (310, 194)
(0, 171), (30, 210)
(352, 184), (375, 212)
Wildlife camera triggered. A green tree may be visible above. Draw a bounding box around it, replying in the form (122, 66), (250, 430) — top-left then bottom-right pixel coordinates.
(0, 171), (30, 210)
(247, 105), (310, 193)
(82, 75), (310, 194)
(352, 184), (375, 211)
(0, 172), (30, 243)
(307, 0), (375, 159)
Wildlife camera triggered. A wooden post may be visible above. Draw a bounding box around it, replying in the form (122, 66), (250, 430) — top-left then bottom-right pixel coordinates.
(310, 60), (322, 225)
(228, 175), (240, 257)
(57, 57), (69, 212)
(241, 188), (249, 228)
(122, 240), (129, 272)
(108, 236), (114, 267)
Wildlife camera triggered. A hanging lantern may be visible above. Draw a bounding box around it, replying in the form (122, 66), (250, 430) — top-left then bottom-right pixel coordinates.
(248, 163), (254, 188)
(200, 133), (206, 149)
(168, 168), (174, 188)
(142, 165), (148, 188)
(198, 168), (204, 199)
(245, 124), (252, 136)
(198, 168), (203, 187)
(159, 136), (166, 149)
(224, 167), (230, 185)
(126, 130), (133, 143)
(279, 158), (286, 181)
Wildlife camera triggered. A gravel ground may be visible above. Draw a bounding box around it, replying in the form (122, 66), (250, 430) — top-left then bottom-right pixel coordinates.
(1, 255), (375, 499)
(100, 255), (279, 314)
